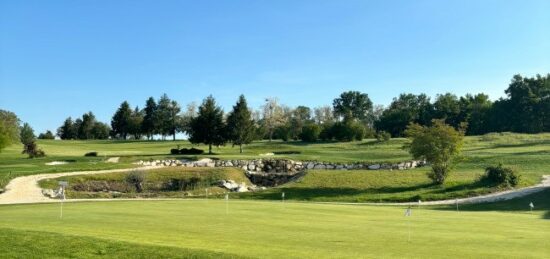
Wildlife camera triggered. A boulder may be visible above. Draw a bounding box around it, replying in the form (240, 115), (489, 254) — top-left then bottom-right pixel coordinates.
(368, 164), (381, 170)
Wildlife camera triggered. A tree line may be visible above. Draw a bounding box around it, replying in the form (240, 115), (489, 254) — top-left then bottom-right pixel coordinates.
(51, 73), (548, 147)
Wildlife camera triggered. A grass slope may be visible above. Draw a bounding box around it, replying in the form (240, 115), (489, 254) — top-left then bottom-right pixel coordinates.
(0, 200), (548, 258)
(39, 167), (251, 199)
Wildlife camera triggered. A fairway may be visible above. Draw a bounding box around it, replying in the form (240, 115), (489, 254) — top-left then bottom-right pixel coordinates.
(0, 200), (549, 258)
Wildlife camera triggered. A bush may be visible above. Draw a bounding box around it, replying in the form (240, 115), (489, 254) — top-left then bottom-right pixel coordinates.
(300, 124), (321, 142)
(84, 152), (98, 157)
(482, 163), (520, 187)
(38, 130), (55, 140)
(273, 151), (301, 155)
(125, 170), (146, 193)
(170, 148), (180, 155)
(376, 131), (391, 142)
(22, 141), (45, 158)
(179, 148), (204, 155)
(319, 123), (334, 141)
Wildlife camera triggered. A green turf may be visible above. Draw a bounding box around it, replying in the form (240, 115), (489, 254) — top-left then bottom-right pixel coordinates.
(1, 132), (549, 201)
(0, 200), (548, 258)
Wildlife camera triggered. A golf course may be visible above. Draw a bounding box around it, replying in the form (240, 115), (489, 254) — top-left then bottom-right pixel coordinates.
(0, 133), (549, 258)
(1, 1), (549, 257)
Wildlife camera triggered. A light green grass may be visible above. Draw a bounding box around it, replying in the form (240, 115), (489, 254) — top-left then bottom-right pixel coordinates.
(1, 133), (549, 197)
(0, 199), (548, 258)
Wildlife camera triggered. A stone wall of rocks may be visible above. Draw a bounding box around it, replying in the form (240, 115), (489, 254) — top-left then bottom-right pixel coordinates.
(137, 158), (426, 172)
(136, 158), (426, 187)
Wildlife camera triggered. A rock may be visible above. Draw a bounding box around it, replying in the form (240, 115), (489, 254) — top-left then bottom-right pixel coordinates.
(248, 164), (256, 170)
(368, 164), (381, 170)
(306, 162), (315, 169)
(314, 164), (326, 170)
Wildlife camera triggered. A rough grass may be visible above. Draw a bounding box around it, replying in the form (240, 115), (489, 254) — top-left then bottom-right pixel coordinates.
(39, 167), (251, 199)
(0, 200), (548, 258)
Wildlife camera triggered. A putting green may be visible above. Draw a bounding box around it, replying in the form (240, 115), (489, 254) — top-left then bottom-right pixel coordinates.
(0, 200), (548, 258)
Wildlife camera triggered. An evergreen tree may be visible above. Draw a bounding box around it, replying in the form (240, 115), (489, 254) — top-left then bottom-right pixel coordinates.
(111, 101), (132, 139)
(142, 97), (158, 140)
(157, 94), (172, 139)
(20, 123), (35, 145)
(128, 106), (144, 139)
(57, 117), (76, 140)
(78, 112), (97, 139)
(188, 95), (226, 154)
(226, 95), (255, 153)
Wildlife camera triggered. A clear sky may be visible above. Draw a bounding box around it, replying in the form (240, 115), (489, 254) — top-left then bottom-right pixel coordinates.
(1, 0), (549, 134)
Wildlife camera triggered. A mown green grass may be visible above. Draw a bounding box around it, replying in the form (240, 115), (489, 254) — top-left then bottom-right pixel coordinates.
(40, 167), (251, 199)
(0, 199), (548, 258)
(236, 168), (531, 202)
(0, 228), (243, 259)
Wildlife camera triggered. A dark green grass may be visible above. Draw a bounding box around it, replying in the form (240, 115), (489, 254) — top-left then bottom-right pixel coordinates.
(0, 228), (245, 258)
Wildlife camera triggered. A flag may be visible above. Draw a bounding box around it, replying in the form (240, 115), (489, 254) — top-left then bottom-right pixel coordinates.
(405, 207), (412, 217)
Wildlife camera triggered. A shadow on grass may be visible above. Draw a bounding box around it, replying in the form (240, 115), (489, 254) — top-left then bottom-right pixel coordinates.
(435, 188), (550, 220)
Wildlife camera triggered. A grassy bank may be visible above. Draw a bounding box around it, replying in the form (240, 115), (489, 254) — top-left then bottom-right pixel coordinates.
(0, 200), (548, 258)
(39, 167), (250, 199)
(1, 132), (549, 192)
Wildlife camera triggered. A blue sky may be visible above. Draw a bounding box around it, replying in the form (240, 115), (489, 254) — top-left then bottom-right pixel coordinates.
(1, 0), (549, 134)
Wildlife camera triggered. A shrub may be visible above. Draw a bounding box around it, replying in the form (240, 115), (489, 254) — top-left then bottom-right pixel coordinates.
(300, 124), (321, 142)
(179, 148), (204, 155)
(482, 164), (520, 187)
(22, 141), (45, 158)
(170, 148), (180, 155)
(273, 151), (301, 155)
(84, 152), (98, 157)
(319, 123), (334, 141)
(125, 170), (146, 193)
(38, 130), (55, 140)
(376, 131), (391, 142)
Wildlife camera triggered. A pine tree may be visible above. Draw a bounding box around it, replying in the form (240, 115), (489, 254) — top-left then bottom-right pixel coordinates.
(142, 97), (157, 140)
(188, 95), (225, 154)
(226, 95), (255, 153)
(111, 101), (132, 139)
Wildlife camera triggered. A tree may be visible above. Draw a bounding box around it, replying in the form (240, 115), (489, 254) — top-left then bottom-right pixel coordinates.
(261, 98), (286, 141)
(78, 112), (97, 140)
(300, 123), (321, 142)
(226, 95), (255, 153)
(111, 101), (133, 139)
(188, 95), (226, 154)
(404, 120), (465, 185)
(20, 123), (45, 158)
(168, 100), (182, 141)
(333, 91), (373, 123)
(57, 117), (77, 140)
(313, 105), (334, 124)
(432, 93), (462, 128)
(375, 93), (432, 137)
(0, 110), (20, 152)
(459, 93), (492, 135)
(38, 130), (55, 139)
(128, 106), (144, 139)
(20, 123), (35, 145)
(142, 97), (158, 140)
(289, 106), (312, 140)
(91, 122), (111, 139)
